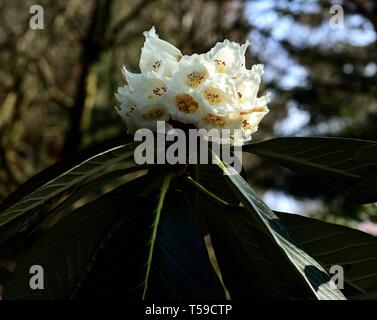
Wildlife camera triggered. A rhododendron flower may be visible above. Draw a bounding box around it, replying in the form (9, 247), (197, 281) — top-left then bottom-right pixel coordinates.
(139, 26), (182, 77)
(206, 39), (249, 75)
(115, 27), (271, 142)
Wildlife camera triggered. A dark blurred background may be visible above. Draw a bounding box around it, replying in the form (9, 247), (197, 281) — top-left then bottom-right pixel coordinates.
(0, 0), (376, 233)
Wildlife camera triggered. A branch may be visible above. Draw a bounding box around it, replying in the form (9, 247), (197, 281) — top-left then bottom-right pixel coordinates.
(112, 0), (154, 36)
(37, 59), (72, 110)
(61, 0), (114, 156)
(0, 146), (18, 186)
(104, 0), (154, 50)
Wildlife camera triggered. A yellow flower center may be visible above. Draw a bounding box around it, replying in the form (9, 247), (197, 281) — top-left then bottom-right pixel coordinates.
(186, 70), (208, 88)
(214, 59), (226, 72)
(204, 88), (223, 105)
(175, 94), (199, 113)
(142, 107), (166, 119)
(148, 85), (167, 100)
(203, 113), (225, 127)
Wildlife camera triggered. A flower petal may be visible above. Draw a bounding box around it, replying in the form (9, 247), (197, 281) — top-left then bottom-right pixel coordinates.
(140, 26), (182, 76)
(207, 39), (250, 75)
(171, 54), (214, 89)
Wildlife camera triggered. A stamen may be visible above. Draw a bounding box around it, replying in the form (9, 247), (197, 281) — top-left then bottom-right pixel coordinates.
(214, 59), (226, 72)
(126, 105), (136, 117)
(152, 60), (161, 71)
(204, 88), (222, 105)
(175, 94), (199, 113)
(203, 114), (225, 126)
(152, 86), (167, 96)
(142, 107), (165, 119)
(242, 119), (251, 129)
(186, 70), (207, 88)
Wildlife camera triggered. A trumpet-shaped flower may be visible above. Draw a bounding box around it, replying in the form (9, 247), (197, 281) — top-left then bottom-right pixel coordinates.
(121, 67), (168, 103)
(206, 39), (249, 76)
(115, 92), (171, 133)
(171, 54), (215, 90)
(236, 64), (264, 112)
(140, 27), (182, 77)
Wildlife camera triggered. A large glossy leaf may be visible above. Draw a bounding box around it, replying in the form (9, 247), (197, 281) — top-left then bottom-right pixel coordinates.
(244, 137), (377, 203)
(347, 170), (377, 204)
(44, 166), (148, 218)
(0, 140), (139, 245)
(4, 174), (221, 299)
(214, 155), (346, 300)
(347, 145), (377, 204)
(277, 212), (377, 299)
(185, 176), (312, 299)
(76, 186), (222, 299)
(3, 177), (148, 299)
(146, 189), (224, 299)
(141, 173), (173, 299)
(208, 203), (377, 299)
(194, 164), (241, 205)
(205, 204), (312, 299)
(192, 164), (242, 238)
(0, 136), (133, 213)
(0, 166), (148, 256)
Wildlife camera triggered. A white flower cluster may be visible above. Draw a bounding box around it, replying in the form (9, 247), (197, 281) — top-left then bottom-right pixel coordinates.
(115, 27), (270, 142)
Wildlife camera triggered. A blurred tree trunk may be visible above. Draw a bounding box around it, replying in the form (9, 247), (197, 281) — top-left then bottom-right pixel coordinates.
(62, 0), (113, 156)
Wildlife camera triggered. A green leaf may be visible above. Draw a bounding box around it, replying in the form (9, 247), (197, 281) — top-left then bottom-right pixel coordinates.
(4, 174), (221, 300)
(0, 136), (133, 213)
(214, 155), (346, 300)
(75, 186), (221, 299)
(185, 176), (311, 299)
(0, 166), (148, 256)
(244, 137), (377, 203)
(3, 177), (149, 299)
(194, 164), (241, 206)
(144, 188), (224, 299)
(192, 163), (241, 239)
(142, 173), (173, 299)
(85, 184), (223, 300)
(347, 170), (377, 204)
(0, 140), (139, 245)
(206, 204), (312, 299)
(45, 166), (148, 219)
(277, 212), (377, 299)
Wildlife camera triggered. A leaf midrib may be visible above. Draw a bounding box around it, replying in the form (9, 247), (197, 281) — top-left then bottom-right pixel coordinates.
(0, 143), (137, 227)
(246, 147), (361, 180)
(142, 173), (173, 300)
(214, 155), (346, 300)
